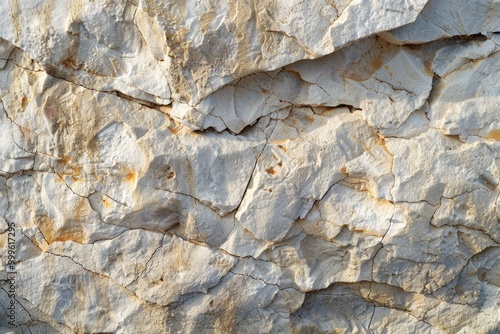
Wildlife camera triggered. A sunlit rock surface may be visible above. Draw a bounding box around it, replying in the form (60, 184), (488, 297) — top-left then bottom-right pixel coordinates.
(0, 0), (499, 333)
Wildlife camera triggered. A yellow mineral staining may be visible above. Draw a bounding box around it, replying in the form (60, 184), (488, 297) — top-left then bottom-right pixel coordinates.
(101, 197), (111, 209)
(122, 169), (138, 183)
(485, 129), (500, 141)
(343, 39), (398, 82)
(57, 156), (82, 181)
(37, 214), (86, 244)
(376, 132), (386, 146)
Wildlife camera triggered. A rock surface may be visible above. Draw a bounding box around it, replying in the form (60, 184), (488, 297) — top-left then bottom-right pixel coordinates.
(0, 0), (499, 333)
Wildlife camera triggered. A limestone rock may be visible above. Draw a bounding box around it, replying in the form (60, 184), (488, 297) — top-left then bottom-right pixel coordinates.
(0, 1), (499, 333)
(380, 0), (500, 44)
(174, 35), (434, 133)
(140, 0), (429, 103)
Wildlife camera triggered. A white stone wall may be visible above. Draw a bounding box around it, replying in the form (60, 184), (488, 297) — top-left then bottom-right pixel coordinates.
(0, 0), (499, 333)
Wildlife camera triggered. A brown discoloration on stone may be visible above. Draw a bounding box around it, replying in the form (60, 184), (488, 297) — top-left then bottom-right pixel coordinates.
(122, 168), (138, 183)
(61, 56), (81, 70)
(376, 132), (386, 146)
(101, 197), (111, 209)
(21, 96), (29, 109)
(485, 129), (500, 141)
(444, 134), (462, 142)
(266, 166), (275, 175)
(37, 214), (86, 244)
(58, 156), (71, 165)
(343, 39), (399, 82)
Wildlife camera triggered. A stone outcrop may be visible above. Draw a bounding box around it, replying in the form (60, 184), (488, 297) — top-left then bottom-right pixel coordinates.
(0, 0), (499, 333)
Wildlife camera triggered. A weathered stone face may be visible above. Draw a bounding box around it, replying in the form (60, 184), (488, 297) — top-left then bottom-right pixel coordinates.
(0, 0), (499, 333)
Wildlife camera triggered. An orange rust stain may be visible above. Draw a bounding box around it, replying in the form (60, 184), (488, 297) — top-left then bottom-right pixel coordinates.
(268, 188), (273, 192)
(485, 129), (500, 141)
(37, 215), (86, 244)
(261, 88), (270, 94)
(277, 161), (282, 167)
(21, 96), (29, 109)
(340, 166), (348, 175)
(266, 167), (276, 175)
(73, 197), (89, 219)
(102, 198), (111, 209)
(167, 171), (175, 179)
(123, 170), (138, 183)
(19, 126), (32, 137)
(278, 145), (287, 152)
(55, 174), (64, 184)
(69, 165), (81, 176)
(343, 42), (400, 82)
(56, 156), (82, 180)
(345, 54), (384, 82)
(376, 132), (386, 146)
(58, 156), (71, 165)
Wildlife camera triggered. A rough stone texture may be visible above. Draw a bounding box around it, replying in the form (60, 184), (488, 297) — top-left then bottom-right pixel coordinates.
(0, 0), (499, 333)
